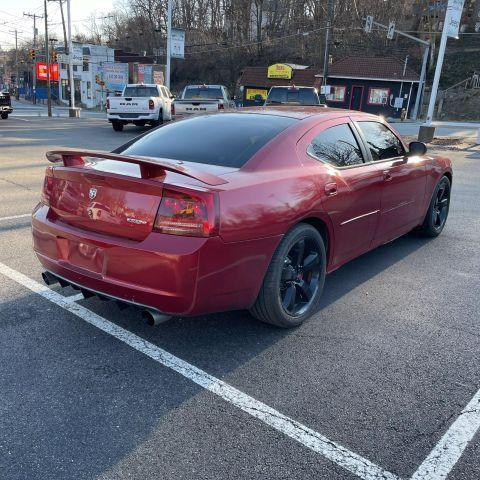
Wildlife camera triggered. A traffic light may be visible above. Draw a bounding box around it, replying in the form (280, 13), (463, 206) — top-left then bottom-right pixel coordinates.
(29, 49), (36, 61)
(95, 74), (100, 84)
(52, 50), (58, 62)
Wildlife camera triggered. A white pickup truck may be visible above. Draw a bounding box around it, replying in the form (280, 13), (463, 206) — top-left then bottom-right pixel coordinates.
(173, 84), (235, 116)
(106, 84), (174, 131)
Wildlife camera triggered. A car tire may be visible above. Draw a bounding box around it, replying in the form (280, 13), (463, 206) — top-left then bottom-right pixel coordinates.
(250, 223), (326, 328)
(112, 121), (123, 132)
(151, 109), (163, 127)
(419, 175), (451, 237)
(1, 113), (8, 119)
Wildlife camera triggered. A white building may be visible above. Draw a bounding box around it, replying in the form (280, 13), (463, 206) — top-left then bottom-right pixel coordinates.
(58, 42), (115, 109)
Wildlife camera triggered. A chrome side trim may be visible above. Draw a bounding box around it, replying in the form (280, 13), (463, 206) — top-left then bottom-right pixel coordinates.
(382, 200), (415, 214)
(340, 210), (379, 226)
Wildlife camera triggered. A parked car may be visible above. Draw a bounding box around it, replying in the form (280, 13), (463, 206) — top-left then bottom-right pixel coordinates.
(265, 86), (325, 107)
(0, 91), (13, 119)
(33, 108), (452, 328)
(173, 84), (235, 116)
(106, 84), (174, 131)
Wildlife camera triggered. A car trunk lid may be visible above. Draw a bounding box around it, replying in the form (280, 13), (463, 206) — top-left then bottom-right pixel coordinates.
(45, 150), (228, 241)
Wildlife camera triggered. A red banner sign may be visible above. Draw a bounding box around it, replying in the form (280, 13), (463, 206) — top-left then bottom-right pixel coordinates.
(35, 62), (59, 81)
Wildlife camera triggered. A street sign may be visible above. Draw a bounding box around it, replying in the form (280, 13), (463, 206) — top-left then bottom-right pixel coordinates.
(445, 0), (465, 38)
(387, 21), (396, 39)
(364, 16), (373, 33)
(171, 28), (185, 59)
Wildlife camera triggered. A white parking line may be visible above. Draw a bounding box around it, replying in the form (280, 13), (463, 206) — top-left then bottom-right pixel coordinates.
(64, 293), (85, 303)
(410, 388), (480, 480)
(0, 213), (30, 222)
(0, 261), (398, 480)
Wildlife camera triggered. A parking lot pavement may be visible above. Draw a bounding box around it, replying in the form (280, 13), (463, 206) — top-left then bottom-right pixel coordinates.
(0, 116), (479, 480)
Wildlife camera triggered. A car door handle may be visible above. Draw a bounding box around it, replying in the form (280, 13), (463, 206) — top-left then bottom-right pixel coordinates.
(324, 182), (338, 196)
(383, 170), (393, 182)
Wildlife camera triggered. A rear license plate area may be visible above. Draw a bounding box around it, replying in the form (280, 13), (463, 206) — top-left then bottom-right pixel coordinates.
(56, 237), (104, 274)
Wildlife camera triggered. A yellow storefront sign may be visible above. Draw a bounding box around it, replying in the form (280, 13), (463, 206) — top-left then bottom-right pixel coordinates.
(245, 88), (268, 101)
(267, 63), (293, 79)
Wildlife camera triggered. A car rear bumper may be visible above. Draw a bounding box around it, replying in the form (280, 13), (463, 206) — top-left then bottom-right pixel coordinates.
(107, 112), (157, 122)
(32, 204), (281, 316)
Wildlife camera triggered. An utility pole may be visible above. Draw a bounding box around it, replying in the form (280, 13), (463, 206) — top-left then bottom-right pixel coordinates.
(44, 0), (52, 117)
(363, 17), (430, 120)
(322, 0), (334, 86)
(24, 12), (43, 104)
(425, 0), (465, 125)
(166, 0), (172, 89)
(66, 0), (77, 114)
(9, 30), (19, 98)
(57, 0), (72, 107)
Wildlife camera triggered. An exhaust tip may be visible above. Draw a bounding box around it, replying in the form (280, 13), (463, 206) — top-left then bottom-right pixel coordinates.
(41, 271), (59, 286)
(142, 309), (171, 326)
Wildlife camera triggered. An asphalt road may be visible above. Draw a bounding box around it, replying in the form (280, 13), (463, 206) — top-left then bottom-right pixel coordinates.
(0, 116), (479, 480)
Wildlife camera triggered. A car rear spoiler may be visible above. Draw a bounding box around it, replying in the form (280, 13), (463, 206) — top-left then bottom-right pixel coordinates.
(46, 149), (228, 186)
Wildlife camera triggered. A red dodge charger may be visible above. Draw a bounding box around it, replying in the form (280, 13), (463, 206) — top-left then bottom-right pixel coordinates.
(32, 108), (452, 327)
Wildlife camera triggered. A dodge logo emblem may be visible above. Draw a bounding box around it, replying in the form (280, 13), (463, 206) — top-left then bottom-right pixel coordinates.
(89, 188), (97, 200)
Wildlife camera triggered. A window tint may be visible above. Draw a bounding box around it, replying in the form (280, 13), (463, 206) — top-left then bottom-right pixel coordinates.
(122, 113), (297, 168)
(123, 86), (159, 97)
(307, 123), (364, 167)
(183, 87), (223, 99)
(267, 87), (320, 106)
(357, 121), (405, 160)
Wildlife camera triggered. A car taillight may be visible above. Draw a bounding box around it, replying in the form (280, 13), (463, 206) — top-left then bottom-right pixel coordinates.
(218, 103), (224, 110)
(149, 99), (154, 110)
(41, 166), (54, 206)
(171, 103), (175, 116)
(106, 98), (110, 109)
(153, 188), (218, 237)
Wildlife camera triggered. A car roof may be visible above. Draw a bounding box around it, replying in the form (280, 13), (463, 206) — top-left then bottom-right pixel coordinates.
(235, 106), (379, 121)
(269, 86), (317, 90)
(185, 85), (224, 88)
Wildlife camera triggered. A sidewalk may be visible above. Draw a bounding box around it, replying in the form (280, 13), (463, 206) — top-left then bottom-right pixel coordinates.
(10, 99), (106, 118)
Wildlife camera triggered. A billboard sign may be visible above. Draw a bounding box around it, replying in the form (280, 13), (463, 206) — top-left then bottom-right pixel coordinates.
(138, 64), (153, 83)
(267, 63), (293, 79)
(445, 0), (465, 38)
(153, 70), (164, 85)
(171, 28), (185, 59)
(36, 62), (59, 81)
(102, 63), (128, 91)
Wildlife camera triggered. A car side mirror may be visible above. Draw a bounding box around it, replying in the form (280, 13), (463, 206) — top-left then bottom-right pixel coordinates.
(409, 141), (427, 156)
(170, 95), (175, 100)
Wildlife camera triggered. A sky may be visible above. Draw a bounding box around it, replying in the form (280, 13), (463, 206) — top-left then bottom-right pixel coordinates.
(0, 0), (114, 51)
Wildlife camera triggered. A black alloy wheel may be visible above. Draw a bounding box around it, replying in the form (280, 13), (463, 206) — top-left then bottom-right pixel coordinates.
(250, 223), (326, 328)
(280, 238), (322, 316)
(432, 178), (450, 231)
(419, 175), (451, 237)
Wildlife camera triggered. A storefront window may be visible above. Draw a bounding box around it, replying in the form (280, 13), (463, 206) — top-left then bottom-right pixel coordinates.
(326, 86), (346, 102)
(368, 88), (389, 105)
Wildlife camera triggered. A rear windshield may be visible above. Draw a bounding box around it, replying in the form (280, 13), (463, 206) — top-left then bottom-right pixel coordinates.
(121, 113), (296, 168)
(123, 86), (158, 97)
(183, 87), (223, 100)
(267, 88), (320, 105)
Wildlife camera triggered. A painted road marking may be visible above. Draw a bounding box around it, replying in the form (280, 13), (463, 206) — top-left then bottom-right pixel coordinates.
(64, 293), (85, 303)
(0, 213), (30, 222)
(410, 388), (480, 480)
(0, 261), (398, 480)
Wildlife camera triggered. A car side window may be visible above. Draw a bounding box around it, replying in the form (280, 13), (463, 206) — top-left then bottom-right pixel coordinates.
(307, 123), (364, 167)
(357, 121), (405, 161)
